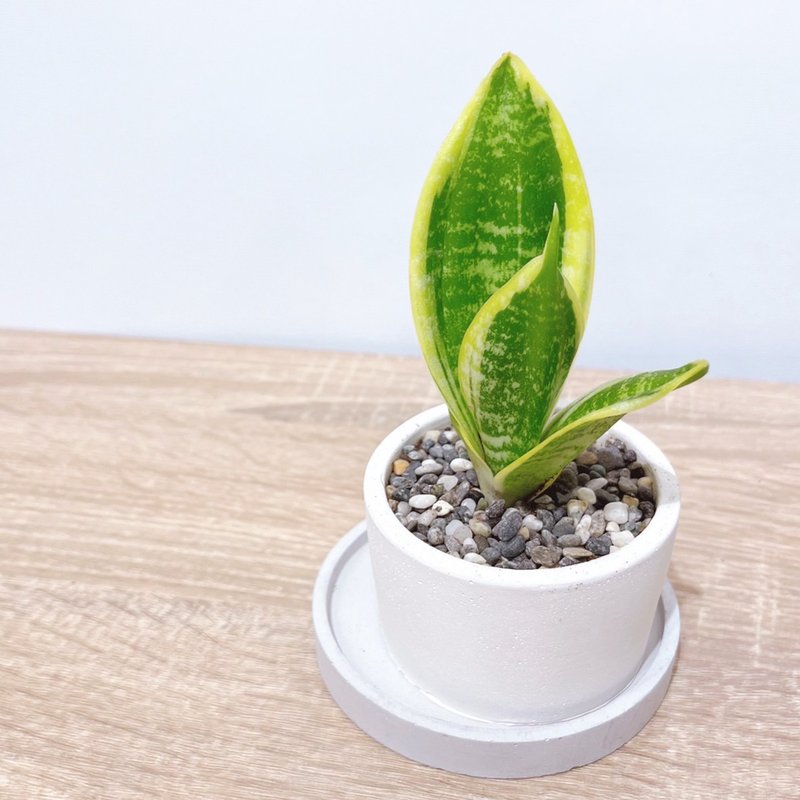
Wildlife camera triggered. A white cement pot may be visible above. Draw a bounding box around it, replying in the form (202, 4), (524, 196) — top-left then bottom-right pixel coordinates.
(364, 403), (680, 724)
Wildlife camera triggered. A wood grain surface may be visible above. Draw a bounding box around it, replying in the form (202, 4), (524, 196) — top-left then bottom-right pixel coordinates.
(0, 330), (797, 799)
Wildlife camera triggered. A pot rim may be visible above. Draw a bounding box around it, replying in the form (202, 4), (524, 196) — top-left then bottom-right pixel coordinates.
(364, 403), (680, 589)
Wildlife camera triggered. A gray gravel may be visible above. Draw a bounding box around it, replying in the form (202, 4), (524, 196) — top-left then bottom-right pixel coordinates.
(386, 426), (656, 570)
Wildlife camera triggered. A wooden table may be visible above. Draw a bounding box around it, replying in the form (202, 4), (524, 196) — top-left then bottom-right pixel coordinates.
(0, 330), (797, 799)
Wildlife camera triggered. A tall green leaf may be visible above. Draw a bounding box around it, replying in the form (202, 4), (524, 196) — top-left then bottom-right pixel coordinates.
(409, 52), (594, 463)
(458, 206), (579, 472)
(493, 360), (709, 502)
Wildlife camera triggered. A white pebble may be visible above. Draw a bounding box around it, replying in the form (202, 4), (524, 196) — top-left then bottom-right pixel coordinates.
(575, 487), (596, 505)
(442, 429), (459, 443)
(463, 552), (487, 564)
(409, 494), (437, 510)
(415, 459), (443, 476)
(566, 498), (587, 519)
(523, 514), (543, 532)
(417, 509), (436, 528)
(437, 474), (459, 491)
(461, 497), (476, 514)
(603, 501), (630, 524)
(462, 536), (478, 554)
(432, 500), (454, 517)
(445, 519), (468, 539)
(609, 545), (621, 553)
(575, 514), (592, 544)
(423, 429), (441, 443)
(586, 477), (608, 492)
(605, 521), (620, 532)
(450, 458), (473, 472)
(611, 530), (635, 547)
(396, 501), (411, 516)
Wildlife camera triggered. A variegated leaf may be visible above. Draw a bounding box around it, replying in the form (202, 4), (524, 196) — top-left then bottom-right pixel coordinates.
(410, 53), (594, 466)
(458, 206), (578, 473)
(493, 360), (709, 502)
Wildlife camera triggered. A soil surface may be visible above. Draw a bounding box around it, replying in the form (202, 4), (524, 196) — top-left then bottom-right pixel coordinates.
(385, 426), (656, 569)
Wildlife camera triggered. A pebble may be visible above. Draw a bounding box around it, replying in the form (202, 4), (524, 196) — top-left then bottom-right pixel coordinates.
(530, 545), (562, 567)
(426, 527), (445, 546)
(566, 498), (587, 519)
(522, 514), (543, 532)
(463, 552), (487, 565)
(462, 537), (478, 555)
(589, 510), (606, 537)
(611, 530), (635, 547)
(468, 518), (492, 537)
(450, 458), (473, 472)
(396, 501), (411, 517)
(536, 509), (555, 529)
(492, 509), (523, 542)
(576, 450), (598, 466)
(432, 499), (453, 517)
(605, 521), (620, 532)
(417, 509), (436, 528)
(481, 546), (501, 565)
(444, 533), (461, 554)
(552, 516), (575, 537)
(575, 486), (596, 505)
(474, 533), (488, 552)
(557, 533), (583, 548)
(596, 444), (625, 471)
(585, 534), (611, 556)
(541, 529), (558, 548)
(604, 501), (630, 524)
(461, 497), (477, 515)
(393, 458), (410, 476)
(575, 514), (592, 544)
(585, 476), (608, 492)
(498, 535), (526, 559)
(618, 476), (639, 496)
(409, 493), (436, 510)
(415, 459), (443, 476)
(437, 474), (459, 492)
(445, 519), (467, 539)
(562, 546), (594, 560)
(486, 499), (506, 521)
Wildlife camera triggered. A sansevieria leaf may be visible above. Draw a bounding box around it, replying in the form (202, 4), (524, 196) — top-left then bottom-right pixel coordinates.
(493, 360), (710, 502)
(409, 53), (594, 463)
(458, 206), (579, 473)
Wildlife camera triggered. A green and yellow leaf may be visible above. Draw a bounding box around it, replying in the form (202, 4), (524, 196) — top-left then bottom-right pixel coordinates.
(409, 52), (594, 465)
(493, 360), (709, 502)
(458, 206), (578, 472)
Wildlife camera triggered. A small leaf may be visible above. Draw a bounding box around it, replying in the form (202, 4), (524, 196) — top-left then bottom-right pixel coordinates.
(493, 360), (709, 502)
(458, 206), (579, 472)
(409, 53), (593, 468)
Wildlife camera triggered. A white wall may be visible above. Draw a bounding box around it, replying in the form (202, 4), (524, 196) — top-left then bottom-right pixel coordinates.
(1, 1), (798, 381)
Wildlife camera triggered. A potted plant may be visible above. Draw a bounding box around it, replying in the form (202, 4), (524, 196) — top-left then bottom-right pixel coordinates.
(315, 52), (707, 777)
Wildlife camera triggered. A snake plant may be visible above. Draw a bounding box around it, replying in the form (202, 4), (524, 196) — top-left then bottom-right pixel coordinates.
(410, 53), (708, 504)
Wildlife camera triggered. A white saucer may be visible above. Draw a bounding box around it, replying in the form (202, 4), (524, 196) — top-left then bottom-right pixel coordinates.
(313, 522), (680, 778)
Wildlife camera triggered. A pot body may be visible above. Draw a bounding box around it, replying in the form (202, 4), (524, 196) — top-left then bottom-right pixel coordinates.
(364, 404), (680, 724)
